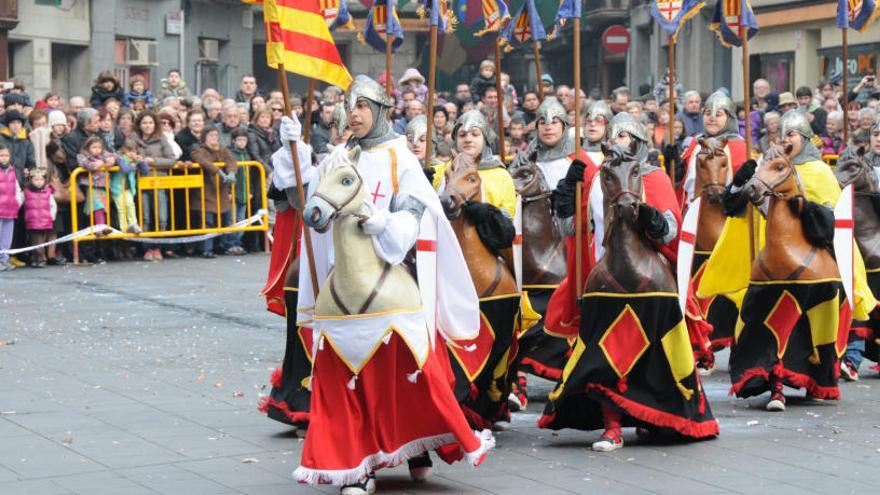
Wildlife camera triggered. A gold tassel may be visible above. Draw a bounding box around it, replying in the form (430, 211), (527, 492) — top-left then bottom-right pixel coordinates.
(808, 348), (821, 365)
(676, 382), (694, 400)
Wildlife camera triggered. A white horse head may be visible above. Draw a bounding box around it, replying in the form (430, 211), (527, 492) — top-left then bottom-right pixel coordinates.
(303, 145), (366, 233)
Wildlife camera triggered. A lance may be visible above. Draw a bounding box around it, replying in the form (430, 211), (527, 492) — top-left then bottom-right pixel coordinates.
(386, 33), (394, 96)
(494, 37), (507, 163)
(532, 40), (544, 100)
(667, 35), (676, 186)
(739, 0), (758, 263)
(574, 16), (584, 304)
(302, 79), (317, 143)
(277, 64), (320, 295)
(424, 22), (439, 166)
(842, 27), (849, 144)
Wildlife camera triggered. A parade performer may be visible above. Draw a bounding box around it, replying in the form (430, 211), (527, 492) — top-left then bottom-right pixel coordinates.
(541, 113), (717, 452)
(834, 124), (880, 380)
(258, 182), (311, 431)
(437, 110), (521, 429)
(507, 99), (608, 411)
(273, 75), (493, 494)
(724, 111), (876, 412)
(405, 115), (447, 186)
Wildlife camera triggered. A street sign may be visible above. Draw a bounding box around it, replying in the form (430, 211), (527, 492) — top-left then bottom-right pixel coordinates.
(602, 25), (630, 54)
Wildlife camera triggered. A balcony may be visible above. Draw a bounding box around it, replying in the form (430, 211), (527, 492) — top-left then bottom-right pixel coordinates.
(584, 0), (631, 24)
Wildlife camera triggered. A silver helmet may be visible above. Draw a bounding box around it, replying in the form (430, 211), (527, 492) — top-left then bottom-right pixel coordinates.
(405, 114), (428, 145)
(536, 98), (569, 127)
(331, 104), (348, 133)
(345, 74), (393, 112)
(704, 90), (736, 118)
(780, 109), (813, 139)
(586, 101), (613, 125)
(452, 110), (492, 144)
(609, 111), (649, 143)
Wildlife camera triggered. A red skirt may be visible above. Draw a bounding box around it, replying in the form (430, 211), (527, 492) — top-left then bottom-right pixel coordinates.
(294, 331), (493, 485)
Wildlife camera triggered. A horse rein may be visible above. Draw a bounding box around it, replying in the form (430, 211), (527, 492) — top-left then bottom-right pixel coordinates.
(752, 159), (804, 200)
(310, 168), (364, 220)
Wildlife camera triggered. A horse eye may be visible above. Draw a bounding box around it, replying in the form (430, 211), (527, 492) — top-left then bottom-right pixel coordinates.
(341, 176), (354, 186)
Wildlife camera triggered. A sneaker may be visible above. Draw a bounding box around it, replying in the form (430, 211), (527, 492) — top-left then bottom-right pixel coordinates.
(8, 257), (25, 267)
(840, 359), (859, 382)
(697, 361), (714, 377)
(592, 431), (624, 452)
(127, 224), (143, 234)
(766, 391), (786, 412)
(407, 452), (433, 483)
(340, 474), (376, 495)
(1, 261), (15, 272)
(201, 251), (216, 259)
(143, 250), (155, 262)
(163, 250), (180, 259)
(492, 420), (511, 431)
(152, 249), (163, 261)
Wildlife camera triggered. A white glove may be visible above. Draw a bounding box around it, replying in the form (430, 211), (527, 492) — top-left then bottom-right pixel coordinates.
(279, 114), (302, 151)
(358, 199), (389, 236)
(271, 140), (314, 190)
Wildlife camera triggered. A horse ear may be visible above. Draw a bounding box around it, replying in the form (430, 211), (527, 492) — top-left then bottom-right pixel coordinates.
(698, 137), (709, 149)
(601, 142), (612, 156)
(347, 145), (362, 165)
(857, 144), (867, 157)
(718, 136), (728, 148)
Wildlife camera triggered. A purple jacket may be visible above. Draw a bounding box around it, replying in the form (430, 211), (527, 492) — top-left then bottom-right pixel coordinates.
(24, 186), (54, 230)
(0, 166), (21, 219)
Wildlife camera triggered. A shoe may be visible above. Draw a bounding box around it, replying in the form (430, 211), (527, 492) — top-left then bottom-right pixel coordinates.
(164, 250), (180, 258)
(635, 426), (659, 442)
(47, 257), (67, 266)
(340, 474), (376, 495)
(766, 392), (786, 412)
(36, 261), (46, 268)
(592, 431), (624, 452)
(697, 362), (714, 377)
(407, 452), (433, 483)
(492, 420), (511, 431)
(152, 249), (163, 261)
(127, 224), (143, 234)
(144, 250), (155, 262)
(1, 262), (15, 272)
(840, 359), (860, 382)
(508, 375), (528, 412)
(9, 257), (25, 267)
(201, 251), (216, 259)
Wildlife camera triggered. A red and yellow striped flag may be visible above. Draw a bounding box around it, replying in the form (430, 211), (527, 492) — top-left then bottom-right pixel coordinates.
(255, 0), (352, 89)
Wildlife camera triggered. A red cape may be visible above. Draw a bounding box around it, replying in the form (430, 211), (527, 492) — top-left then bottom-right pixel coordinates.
(261, 207), (301, 317)
(676, 137), (748, 207)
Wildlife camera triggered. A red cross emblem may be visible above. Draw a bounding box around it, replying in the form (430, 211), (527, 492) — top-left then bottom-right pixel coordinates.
(657, 0), (682, 22)
(371, 182), (386, 204)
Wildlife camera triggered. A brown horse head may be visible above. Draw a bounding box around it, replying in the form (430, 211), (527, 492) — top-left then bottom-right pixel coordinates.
(600, 142), (643, 224)
(744, 143), (802, 204)
(509, 151), (551, 200)
(440, 152), (482, 219)
(695, 136), (729, 204)
(834, 146), (876, 193)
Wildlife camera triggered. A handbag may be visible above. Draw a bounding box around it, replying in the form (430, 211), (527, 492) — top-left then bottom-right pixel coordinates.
(51, 175), (85, 204)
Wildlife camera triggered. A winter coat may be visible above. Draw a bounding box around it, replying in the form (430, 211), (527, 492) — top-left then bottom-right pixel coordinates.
(190, 144), (238, 214)
(157, 81), (193, 102)
(133, 133), (177, 173)
(61, 127), (94, 178)
(76, 150), (114, 188)
(469, 74), (496, 103)
(0, 126), (36, 185)
(228, 146), (255, 206)
(24, 186), (55, 230)
(175, 129), (201, 162)
(99, 129), (125, 153)
(123, 90), (155, 108)
(0, 165), (22, 219)
(247, 124), (279, 171)
(90, 84), (124, 108)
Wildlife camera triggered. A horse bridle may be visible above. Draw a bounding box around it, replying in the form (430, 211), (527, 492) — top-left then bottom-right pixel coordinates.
(751, 159), (804, 199)
(444, 167), (481, 205)
(697, 149), (728, 196)
(516, 167), (552, 204)
(310, 168), (364, 219)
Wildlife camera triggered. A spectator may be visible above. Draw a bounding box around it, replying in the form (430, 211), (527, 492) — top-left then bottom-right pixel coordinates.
(0, 145), (22, 271)
(28, 109), (48, 130)
(157, 69), (193, 101)
(470, 59), (496, 103)
(62, 109), (99, 178)
(432, 106), (449, 138)
(290, 96), (304, 119)
(189, 126), (238, 258)
(76, 136), (115, 236)
(123, 75), (154, 109)
(777, 92), (797, 114)
(268, 100), (285, 125)
(23, 169), (55, 268)
(97, 109), (125, 153)
(520, 91), (539, 130)
(540, 74), (554, 98)
(227, 127), (253, 255)
(753, 78), (772, 110)
(237, 104), (250, 127)
(610, 87), (630, 114)
(677, 91), (703, 137)
(158, 112), (183, 159)
(89, 71), (124, 109)
(858, 107), (877, 133)
(508, 117), (528, 153)
(3, 93), (26, 114)
(796, 86), (826, 135)
(68, 96), (86, 114)
(758, 111), (781, 153)
(8, 80), (33, 107)
(235, 75), (260, 104)
(310, 102), (335, 155)
(444, 101), (458, 126)
(0, 110), (36, 184)
(394, 99), (424, 135)
(34, 92), (62, 112)
(219, 105), (242, 149)
(454, 83), (472, 109)
(398, 68), (428, 107)
(249, 94), (266, 118)
(175, 110), (206, 162)
(820, 110), (845, 156)
(116, 109), (136, 138)
(849, 74), (880, 104)
(247, 108), (279, 170)
(110, 139), (146, 234)
(133, 111), (177, 261)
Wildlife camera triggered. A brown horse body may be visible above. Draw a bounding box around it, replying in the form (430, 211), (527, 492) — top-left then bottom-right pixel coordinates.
(510, 156), (567, 286)
(693, 138), (730, 252)
(744, 145), (838, 281)
(586, 146), (676, 294)
(440, 154), (517, 297)
(835, 152), (880, 270)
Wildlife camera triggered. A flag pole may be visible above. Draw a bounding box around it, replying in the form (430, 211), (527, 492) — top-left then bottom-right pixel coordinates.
(386, 34), (394, 96)
(424, 23), (438, 166)
(740, 0), (756, 263)
(667, 35), (676, 186)
(494, 37), (507, 162)
(532, 40), (544, 100)
(303, 79), (317, 143)
(573, 16), (583, 305)
(842, 27), (849, 145)
(277, 63), (320, 296)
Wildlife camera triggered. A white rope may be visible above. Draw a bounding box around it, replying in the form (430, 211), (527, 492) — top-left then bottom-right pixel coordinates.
(0, 209), (268, 254)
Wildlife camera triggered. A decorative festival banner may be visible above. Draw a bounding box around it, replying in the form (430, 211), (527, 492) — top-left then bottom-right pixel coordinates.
(501, 0), (546, 50)
(837, 0), (879, 32)
(548, 0), (581, 40)
(651, 0), (705, 40)
(708, 0), (760, 48)
(361, 0), (406, 52)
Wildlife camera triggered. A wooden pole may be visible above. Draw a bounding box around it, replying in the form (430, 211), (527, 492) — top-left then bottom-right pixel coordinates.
(740, 0), (756, 263)
(424, 24), (438, 166)
(667, 36), (676, 186)
(532, 41), (544, 100)
(302, 79), (316, 144)
(277, 64), (320, 296)
(494, 37), (507, 162)
(573, 17), (583, 304)
(385, 34), (394, 96)
(842, 27), (849, 145)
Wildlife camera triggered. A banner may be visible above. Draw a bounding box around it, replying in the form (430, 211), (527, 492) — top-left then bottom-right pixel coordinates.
(361, 0), (406, 52)
(651, 0), (705, 40)
(837, 0), (879, 32)
(709, 0), (760, 48)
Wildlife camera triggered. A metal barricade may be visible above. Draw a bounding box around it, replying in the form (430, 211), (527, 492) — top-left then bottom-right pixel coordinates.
(69, 161), (269, 263)
(823, 154), (839, 168)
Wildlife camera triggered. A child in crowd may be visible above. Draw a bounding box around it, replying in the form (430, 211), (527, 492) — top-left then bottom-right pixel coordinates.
(123, 75), (154, 110)
(77, 136), (115, 234)
(23, 169), (56, 268)
(469, 60), (496, 103)
(508, 117), (529, 153)
(112, 140), (149, 234)
(0, 145), (23, 271)
(398, 68), (428, 104)
(226, 127), (252, 255)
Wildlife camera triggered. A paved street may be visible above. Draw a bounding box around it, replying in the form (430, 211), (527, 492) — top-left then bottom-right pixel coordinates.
(2, 255), (880, 494)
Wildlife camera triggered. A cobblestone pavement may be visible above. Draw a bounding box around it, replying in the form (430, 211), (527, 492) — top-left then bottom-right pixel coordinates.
(2, 255), (880, 494)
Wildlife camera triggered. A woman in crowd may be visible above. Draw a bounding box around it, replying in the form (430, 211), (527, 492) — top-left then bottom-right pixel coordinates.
(116, 109), (137, 139)
(134, 111), (179, 261)
(175, 110), (205, 162)
(247, 108), (278, 170)
(189, 126), (237, 258)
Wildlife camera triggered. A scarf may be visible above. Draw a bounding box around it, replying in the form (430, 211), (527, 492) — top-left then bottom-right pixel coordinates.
(790, 140), (822, 165)
(350, 99), (397, 150)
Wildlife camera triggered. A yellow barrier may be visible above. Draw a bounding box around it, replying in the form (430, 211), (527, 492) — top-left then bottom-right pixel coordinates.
(69, 161), (270, 263)
(823, 154), (839, 167)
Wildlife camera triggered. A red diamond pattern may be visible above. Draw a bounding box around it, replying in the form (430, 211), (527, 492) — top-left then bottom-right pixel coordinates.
(763, 290), (802, 358)
(599, 305), (650, 378)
